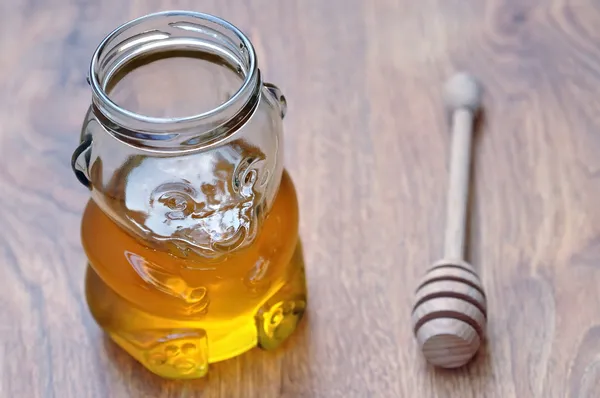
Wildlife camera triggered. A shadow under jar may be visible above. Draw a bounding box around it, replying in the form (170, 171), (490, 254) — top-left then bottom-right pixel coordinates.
(71, 11), (307, 379)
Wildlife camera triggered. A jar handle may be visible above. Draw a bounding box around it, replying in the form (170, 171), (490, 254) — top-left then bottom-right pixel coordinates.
(264, 83), (287, 119)
(71, 136), (93, 189)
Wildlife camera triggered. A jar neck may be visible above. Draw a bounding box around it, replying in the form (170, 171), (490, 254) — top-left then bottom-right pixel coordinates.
(89, 11), (261, 152)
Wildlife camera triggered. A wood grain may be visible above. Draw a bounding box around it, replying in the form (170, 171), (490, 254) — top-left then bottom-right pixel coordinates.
(1, 0), (600, 396)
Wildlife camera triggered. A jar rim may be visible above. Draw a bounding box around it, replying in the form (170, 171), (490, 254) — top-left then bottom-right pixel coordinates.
(88, 10), (259, 137)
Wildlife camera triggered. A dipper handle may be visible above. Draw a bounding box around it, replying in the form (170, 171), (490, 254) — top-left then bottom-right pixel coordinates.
(444, 108), (475, 259)
(443, 72), (482, 260)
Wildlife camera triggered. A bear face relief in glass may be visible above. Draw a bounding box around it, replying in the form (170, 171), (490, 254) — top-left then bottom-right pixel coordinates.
(121, 140), (270, 260)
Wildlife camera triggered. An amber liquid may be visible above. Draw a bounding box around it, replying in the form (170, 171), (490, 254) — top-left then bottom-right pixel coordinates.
(82, 171), (307, 379)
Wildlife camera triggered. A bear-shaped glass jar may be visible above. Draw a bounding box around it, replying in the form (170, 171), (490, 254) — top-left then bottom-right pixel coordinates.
(71, 11), (307, 379)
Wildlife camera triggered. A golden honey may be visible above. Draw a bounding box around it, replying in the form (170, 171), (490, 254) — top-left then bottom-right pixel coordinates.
(82, 170), (306, 379)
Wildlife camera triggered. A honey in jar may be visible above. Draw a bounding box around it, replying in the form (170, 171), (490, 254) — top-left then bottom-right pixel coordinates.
(71, 11), (307, 379)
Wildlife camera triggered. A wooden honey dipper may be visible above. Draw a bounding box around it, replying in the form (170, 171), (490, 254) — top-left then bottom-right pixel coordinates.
(411, 72), (487, 369)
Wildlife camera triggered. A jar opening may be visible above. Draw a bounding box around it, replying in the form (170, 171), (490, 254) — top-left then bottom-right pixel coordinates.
(105, 50), (245, 119)
(89, 11), (261, 151)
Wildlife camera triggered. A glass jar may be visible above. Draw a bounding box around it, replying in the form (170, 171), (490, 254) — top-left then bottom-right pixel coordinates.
(71, 10), (307, 379)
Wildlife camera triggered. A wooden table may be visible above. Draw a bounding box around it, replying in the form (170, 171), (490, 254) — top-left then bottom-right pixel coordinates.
(2, 1), (600, 397)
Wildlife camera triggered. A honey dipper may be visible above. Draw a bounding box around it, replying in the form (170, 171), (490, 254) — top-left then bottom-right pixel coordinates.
(411, 72), (487, 368)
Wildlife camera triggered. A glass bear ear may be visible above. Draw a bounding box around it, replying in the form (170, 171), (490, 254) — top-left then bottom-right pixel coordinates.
(264, 82), (287, 119)
(71, 135), (93, 189)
